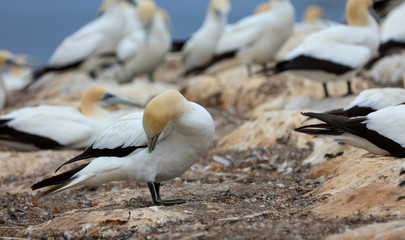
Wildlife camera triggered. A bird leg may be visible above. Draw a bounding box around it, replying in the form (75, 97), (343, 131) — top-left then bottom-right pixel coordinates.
(147, 182), (190, 206)
(323, 82), (330, 98)
(147, 72), (155, 82)
(247, 64), (253, 78)
(345, 80), (353, 96)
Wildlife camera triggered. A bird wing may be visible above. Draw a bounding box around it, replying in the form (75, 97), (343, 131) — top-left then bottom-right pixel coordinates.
(116, 31), (145, 62)
(215, 14), (265, 55)
(49, 20), (108, 66)
(299, 110), (405, 157)
(286, 36), (373, 69)
(3, 105), (98, 147)
(55, 112), (148, 172)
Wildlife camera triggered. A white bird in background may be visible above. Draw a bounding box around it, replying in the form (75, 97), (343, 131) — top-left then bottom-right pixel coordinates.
(0, 86), (141, 150)
(181, 0), (231, 76)
(325, 87), (405, 117)
(210, 0), (295, 76)
(365, 1), (405, 86)
(117, 0), (171, 83)
(31, 90), (215, 206)
(296, 105), (405, 158)
(3, 54), (34, 92)
(32, 0), (132, 81)
(295, 5), (335, 30)
(0, 50), (32, 109)
(272, 0), (379, 97)
(253, 2), (270, 14)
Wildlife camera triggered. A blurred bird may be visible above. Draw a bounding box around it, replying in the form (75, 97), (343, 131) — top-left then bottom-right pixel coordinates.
(365, 1), (405, 85)
(270, 0), (379, 97)
(117, 0), (171, 82)
(326, 88), (405, 117)
(253, 2), (270, 15)
(0, 86), (141, 150)
(0, 50), (33, 109)
(3, 54), (34, 92)
(208, 0), (295, 76)
(32, 0), (132, 81)
(181, 0), (231, 76)
(296, 105), (405, 157)
(31, 90), (215, 206)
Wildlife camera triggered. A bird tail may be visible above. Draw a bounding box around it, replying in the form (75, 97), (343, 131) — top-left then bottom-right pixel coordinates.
(31, 163), (89, 197)
(295, 123), (343, 136)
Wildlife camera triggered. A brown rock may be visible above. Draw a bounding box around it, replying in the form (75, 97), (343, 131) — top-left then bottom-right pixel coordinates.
(326, 220), (405, 240)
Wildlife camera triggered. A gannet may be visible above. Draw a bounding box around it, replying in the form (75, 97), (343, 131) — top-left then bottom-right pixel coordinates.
(365, 2), (405, 85)
(326, 88), (405, 117)
(117, 0), (171, 82)
(32, 0), (131, 81)
(0, 86), (141, 150)
(210, 0), (295, 76)
(31, 90), (215, 206)
(254, 2), (270, 14)
(0, 50), (32, 109)
(296, 105), (405, 157)
(181, 0), (231, 76)
(272, 0), (379, 97)
(3, 54), (34, 92)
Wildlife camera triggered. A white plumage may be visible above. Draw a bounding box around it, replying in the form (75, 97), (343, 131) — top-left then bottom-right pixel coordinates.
(296, 105), (405, 157)
(181, 0), (231, 76)
(211, 0), (295, 75)
(0, 86), (140, 150)
(325, 88), (405, 117)
(32, 90), (215, 206)
(274, 0), (379, 97)
(366, 2), (405, 85)
(33, 0), (130, 80)
(117, 0), (171, 82)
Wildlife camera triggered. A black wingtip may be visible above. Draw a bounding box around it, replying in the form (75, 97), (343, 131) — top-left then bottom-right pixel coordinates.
(32, 163), (89, 191)
(399, 180), (405, 187)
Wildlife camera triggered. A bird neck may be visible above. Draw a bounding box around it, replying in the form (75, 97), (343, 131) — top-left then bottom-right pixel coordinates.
(203, 11), (226, 35)
(80, 98), (111, 120)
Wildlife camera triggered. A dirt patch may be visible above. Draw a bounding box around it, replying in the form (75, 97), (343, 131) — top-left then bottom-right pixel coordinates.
(1, 141), (401, 239)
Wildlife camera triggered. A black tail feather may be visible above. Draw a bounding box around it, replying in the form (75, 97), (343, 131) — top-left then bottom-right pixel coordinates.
(31, 163), (89, 191)
(55, 145), (146, 173)
(295, 123), (343, 136)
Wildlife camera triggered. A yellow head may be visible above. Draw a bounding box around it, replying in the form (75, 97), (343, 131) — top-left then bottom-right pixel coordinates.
(346, 0), (373, 26)
(143, 90), (187, 138)
(0, 50), (13, 71)
(80, 86), (108, 115)
(304, 5), (324, 24)
(137, 0), (157, 25)
(210, 0), (231, 16)
(254, 2), (270, 14)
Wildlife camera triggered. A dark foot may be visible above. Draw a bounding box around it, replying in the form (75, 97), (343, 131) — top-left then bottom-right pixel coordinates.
(154, 198), (194, 206)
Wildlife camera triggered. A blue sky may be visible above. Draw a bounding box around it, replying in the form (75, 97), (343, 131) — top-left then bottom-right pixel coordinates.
(0, 0), (345, 60)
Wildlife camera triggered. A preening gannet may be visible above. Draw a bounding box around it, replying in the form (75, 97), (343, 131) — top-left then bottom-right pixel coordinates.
(0, 86), (141, 150)
(326, 88), (405, 117)
(32, 0), (131, 81)
(365, 2), (405, 85)
(31, 90), (215, 206)
(211, 0), (295, 76)
(117, 0), (171, 82)
(273, 0), (379, 97)
(181, 0), (231, 76)
(296, 105), (405, 157)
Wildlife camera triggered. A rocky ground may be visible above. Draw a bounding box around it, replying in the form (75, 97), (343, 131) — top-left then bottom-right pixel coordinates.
(1, 56), (405, 239)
